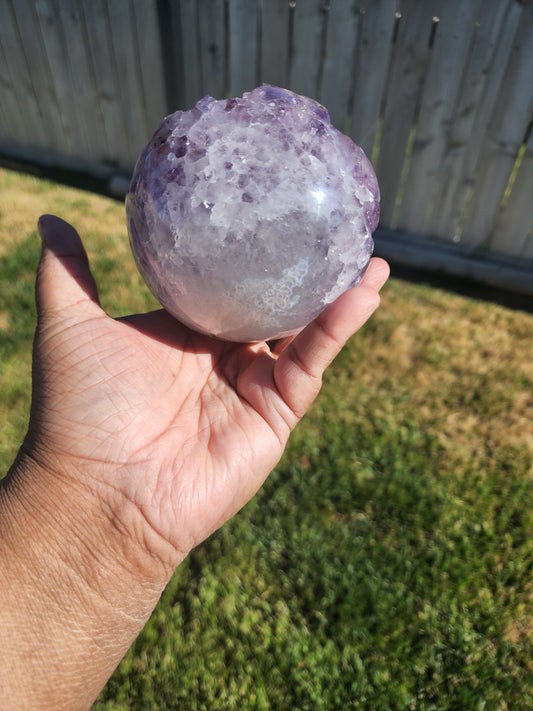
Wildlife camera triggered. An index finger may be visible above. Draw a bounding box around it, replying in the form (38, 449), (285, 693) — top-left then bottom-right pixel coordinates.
(273, 258), (389, 420)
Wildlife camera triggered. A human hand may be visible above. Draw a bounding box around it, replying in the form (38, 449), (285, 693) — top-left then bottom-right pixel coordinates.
(26, 214), (388, 570)
(0, 214), (388, 708)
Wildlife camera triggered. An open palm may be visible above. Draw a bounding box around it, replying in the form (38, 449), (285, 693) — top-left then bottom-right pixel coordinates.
(30, 215), (388, 567)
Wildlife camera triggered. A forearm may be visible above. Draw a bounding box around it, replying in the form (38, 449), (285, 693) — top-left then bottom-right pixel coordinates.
(0, 451), (174, 710)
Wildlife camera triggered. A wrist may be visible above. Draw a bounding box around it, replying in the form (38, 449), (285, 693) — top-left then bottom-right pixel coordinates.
(0, 447), (178, 709)
(3, 444), (178, 584)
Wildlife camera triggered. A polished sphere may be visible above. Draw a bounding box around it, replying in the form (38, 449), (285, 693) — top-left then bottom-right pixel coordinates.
(127, 85), (380, 342)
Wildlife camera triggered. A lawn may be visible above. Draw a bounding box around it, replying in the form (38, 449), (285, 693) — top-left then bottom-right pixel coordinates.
(1, 167), (532, 709)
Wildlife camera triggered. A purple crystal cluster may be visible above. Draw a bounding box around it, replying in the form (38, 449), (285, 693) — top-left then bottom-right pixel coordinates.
(127, 85), (379, 342)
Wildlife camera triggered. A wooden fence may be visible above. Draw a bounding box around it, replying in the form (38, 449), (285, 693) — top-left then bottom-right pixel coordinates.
(1, 0), (532, 293)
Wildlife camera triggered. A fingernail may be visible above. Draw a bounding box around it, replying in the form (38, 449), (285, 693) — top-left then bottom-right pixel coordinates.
(37, 215), (52, 247)
(38, 214), (70, 251)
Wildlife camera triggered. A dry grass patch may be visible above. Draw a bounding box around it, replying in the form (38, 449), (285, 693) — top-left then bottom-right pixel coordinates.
(0, 168), (125, 255)
(346, 279), (533, 472)
(2, 166), (533, 707)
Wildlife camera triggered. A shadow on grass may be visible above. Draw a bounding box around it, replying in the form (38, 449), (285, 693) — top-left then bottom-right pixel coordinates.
(387, 259), (533, 315)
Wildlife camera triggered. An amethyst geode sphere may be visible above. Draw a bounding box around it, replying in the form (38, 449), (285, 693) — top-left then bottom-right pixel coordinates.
(127, 85), (379, 342)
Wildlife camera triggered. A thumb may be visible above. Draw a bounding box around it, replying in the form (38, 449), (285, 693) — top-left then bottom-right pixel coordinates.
(36, 214), (102, 319)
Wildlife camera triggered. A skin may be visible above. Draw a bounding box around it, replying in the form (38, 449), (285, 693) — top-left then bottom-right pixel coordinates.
(0, 214), (389, 709)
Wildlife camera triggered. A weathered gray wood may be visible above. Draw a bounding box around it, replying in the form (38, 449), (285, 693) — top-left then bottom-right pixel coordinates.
(375, 227), (533, 296)
(228, 0), (258, 97)
(31, 0), (89, 157)
(460, 1), (533, 249)
(107, 0), (151, 162)
(319, 0), (359, 131)
(4, 0), (64, 152)
(521, 230), (533, 261)
(375, 0), (437, 227)
(80, 0), (130, 166)
(0, 0), (532, 289)
(429, 0), (522, 239)
(52, 1), (108, 162)
(197, 0), (226, 99)
(0, 5), (33, 148)
(177, 0), (226, 106)
(132, 0), (167, 123)
(397, 0), (483, 236)
(260, 0), (290, 88)
(489, 126), (533, 258)
(349, 0), (396, 158)
(288, 0), (326, 100)
(178, 0), (203, 108)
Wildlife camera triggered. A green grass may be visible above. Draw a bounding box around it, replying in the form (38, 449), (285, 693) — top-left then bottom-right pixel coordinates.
(1, 167), (532, 709)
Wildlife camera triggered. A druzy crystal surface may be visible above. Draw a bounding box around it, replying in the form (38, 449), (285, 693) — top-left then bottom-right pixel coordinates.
(127, 85), (379, 342)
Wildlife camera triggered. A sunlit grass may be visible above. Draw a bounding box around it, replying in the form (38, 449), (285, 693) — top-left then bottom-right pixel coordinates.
(1, 167), (532, 709)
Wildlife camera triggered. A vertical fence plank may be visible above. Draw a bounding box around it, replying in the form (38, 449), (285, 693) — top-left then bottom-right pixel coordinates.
(132, 0), (167, 126)
(197, 0), (227, 99)
(521, 227), (533, 260)
(228, 0), (258, 96)
(375, 0), (437, 227)
(260, 0), (290, 88)
(107, 0), (152, 163)
(319, 0), (359, 131)
(0, 39), (23, 148)
(460, 1), (533, 249)
(175, 0), (226, 106)
(0, 2), (43, 149)
(31, 0), (93, 160)
(177, 0), (203, 108)
(521, 236), (533, 261)
(349, 0), (396, 159)
(397, 0), (483, 237)
(6, 0), (67, 154)
(53, 0), (109, 164)
(429, 0), (522, 240)
(288, 0), (326, 99)
(80, 0), (130, 166)
(489, 126), (533, 257)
